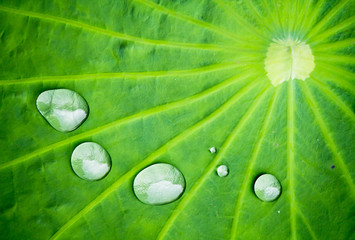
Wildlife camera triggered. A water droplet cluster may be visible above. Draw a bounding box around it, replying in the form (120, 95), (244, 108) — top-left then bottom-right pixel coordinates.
(37, 90), (283, 205)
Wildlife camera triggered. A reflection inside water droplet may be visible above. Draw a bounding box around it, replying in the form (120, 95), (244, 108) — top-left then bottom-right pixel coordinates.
(71, 142), (111, 181)
(133, 163), (185, 205)
(254, 174), (281, 202)
(36, 89), (89, 132)
(217, 165), (229, 177)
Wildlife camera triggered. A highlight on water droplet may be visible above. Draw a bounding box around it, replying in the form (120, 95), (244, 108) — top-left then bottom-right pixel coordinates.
(36, 89), (89, 132)
(216, 165), (229, 177)
(71, 142), (111, 181)
(133, 163), (185, 205)
(254, 174), (281, 202)
(209, 147), (217, 154)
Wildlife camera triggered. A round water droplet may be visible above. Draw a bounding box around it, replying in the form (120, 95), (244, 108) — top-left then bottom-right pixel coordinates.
(217, 165), (229, 177)
(36, 89), (89, 132)
(71, 142), (111, 181)
(209, 147), (217, 153)
(254, 174), (281, 202)
(133, 163), (185, 205)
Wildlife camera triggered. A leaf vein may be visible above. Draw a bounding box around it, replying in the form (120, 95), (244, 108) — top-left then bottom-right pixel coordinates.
(0, 62), (238, 85)
(287, 80), (297, 240)
(230, 86), (281, 239)
(157, 84), (271, 240)
(300, 81), (355, 198)
(0, 5), (224, 50)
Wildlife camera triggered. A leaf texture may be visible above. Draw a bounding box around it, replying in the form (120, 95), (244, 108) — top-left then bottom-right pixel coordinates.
(0, 0), (354, 239)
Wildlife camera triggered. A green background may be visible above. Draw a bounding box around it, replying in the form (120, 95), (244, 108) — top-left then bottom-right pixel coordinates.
(0, 0), (354, 239)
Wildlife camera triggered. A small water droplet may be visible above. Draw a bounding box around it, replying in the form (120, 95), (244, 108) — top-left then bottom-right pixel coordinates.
(217, 165), (229, 177)
(254, 174), (281, 202)
(209, 147), (217, 154)
(277, 210), (280, 214)
(71, 142), (111, 181)
(36, 89), (89, 132)
(317, 138), (320, 142)
(133, 163), (185, 205)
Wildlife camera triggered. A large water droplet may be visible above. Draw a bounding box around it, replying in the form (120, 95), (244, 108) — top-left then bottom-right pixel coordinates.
(71, 142), (111, 181)
(216, 165), (229, 177)
(36, 89), (89, 132)
(254, 174), (281, 202)
(133, 163), (185, 205)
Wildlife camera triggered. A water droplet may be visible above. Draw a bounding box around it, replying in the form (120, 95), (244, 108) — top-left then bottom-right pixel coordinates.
(217, 165), (229, 177)
(133, 163), (185, 205)
(254, 174), (281, 202)
(71, 142), (111, 181)
(209, 147), (217, 154)
(36, 89), (89, 132)
(277, 210), (281, 214)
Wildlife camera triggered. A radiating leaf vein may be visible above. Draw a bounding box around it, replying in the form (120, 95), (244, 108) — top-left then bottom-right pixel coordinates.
(157, 84), (271, 240)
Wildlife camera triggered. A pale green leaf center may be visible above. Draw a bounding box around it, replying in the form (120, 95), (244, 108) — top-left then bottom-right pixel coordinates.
(264, 38), (315, 86)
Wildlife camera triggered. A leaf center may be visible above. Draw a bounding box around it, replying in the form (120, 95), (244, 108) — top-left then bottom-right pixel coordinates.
(264, 38), (315, 86)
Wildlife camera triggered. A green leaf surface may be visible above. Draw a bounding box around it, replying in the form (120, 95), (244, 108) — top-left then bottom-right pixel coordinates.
(0, 0), (354, 239)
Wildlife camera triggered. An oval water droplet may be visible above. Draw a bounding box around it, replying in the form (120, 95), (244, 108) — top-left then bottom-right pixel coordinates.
(133, 163), (185, 205)
(36, 89), (89, 132)
(209, 147), (217, 153)
(217, 165), (229, 177)
(71, 142), (111, 181)
(254, 174), (281, 202)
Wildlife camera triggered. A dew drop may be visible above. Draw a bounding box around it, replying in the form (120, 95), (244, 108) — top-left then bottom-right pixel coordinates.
(71, 142), (111, 181)
(216, 165), (229, 177)
(36, 89), (89, 132)
(133, 163), (185, 205)
(209, 147), (217, 154)
(254, 174), (281, 202)
(277, 210), (281, 214)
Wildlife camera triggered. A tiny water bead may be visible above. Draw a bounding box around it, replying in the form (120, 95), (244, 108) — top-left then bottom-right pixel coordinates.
(264, 38), (315, 86)
(71, 142), (111, 181)
(254, 174), (281, 202)
(209, 147), (217, 153)
(36, 89), (89, 132)
(133, 163), (185, 205)
(216, 165), (229, 177)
